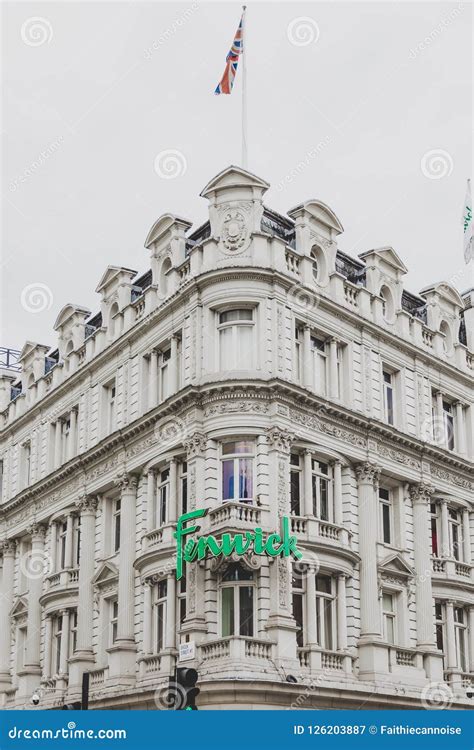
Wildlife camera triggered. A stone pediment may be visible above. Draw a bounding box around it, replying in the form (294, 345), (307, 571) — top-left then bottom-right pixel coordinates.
(420, 282), (464, 309)
(378, 553), (414, 579)
(53, 304), (90, 332)
(288, 200), (344, 235)
(145, 214), (192, 249)
(359, 246), (408, 274)
(200, 165), (270, 199)
(95, 265), (137, 294)
(92, 561), (119, 587)
(10, 596), (28, 618)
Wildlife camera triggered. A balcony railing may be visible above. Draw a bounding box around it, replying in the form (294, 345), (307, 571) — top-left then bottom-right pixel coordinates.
(89, 667), (108, 688)
(431, 557), (473, 580)
(290, 516), (351, 546)
(298, 647), (353, 673)
(208, 502), (261, 528)
(200, 637), (273, 663)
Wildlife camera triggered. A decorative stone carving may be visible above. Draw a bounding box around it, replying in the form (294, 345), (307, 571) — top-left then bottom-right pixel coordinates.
(114, 472), (138, 491)
(203, 401), (269, 417)
(355, 462), (380, 486)
(409, 483), (434, 505)
(266, 426), (295, 453)
(377, 444), (421, 470)
(184, 432), (207, 458)
(209, 552), (262, 574)
(431, 465), (473, 491)
(289, 408), (367, 448)
(278, 558), (289, 608)
(1, 538), (17, 555)
(25, 523), (47, 539)
(75, 495), (99, 514)
(218, 202), (252, 254)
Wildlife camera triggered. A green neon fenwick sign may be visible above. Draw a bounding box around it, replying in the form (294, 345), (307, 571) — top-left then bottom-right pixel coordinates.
(174, 508), (303, 580)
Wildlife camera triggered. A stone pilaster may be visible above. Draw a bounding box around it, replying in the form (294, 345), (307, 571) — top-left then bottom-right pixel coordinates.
(0, 540), (16, 690)
(68, 495), (99, 690)
(21, 524), (47, 696)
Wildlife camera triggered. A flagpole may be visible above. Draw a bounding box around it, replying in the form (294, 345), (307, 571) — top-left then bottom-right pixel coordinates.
(241, 5), (248, 169)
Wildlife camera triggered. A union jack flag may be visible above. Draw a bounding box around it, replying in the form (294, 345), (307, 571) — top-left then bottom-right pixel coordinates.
(214, 12), (244, 95)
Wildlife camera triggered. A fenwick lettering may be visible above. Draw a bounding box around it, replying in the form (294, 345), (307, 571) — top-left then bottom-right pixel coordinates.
(174, 508), (303, 580)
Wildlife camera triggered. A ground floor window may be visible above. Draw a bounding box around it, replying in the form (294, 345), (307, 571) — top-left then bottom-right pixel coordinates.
(220, 564), (255, 638)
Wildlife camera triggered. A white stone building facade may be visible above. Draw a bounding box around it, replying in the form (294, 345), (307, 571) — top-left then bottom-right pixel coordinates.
(0, 166), (473, 710)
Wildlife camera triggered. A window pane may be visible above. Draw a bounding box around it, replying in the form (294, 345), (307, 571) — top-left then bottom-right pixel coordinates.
(292, 593), (303, 647)
(316, 575), (332, 593)
(222, 459), (234, 500)
(219, 309), (253, 323)
(219, 326), (234, 369)
(320, 478), (329, 520)
(238, 458), (253, 500)
(324, 599), (333, 650)
(382, 503), (391, 544)
(237, 324), (253, 369)
(223, 563), (253, 582)
(431, 518), (438, 556)
(383, 593), (393, 611)
(386, 616), (395, 644)
(221, 587), (234, 637)
(222, 441), (253, 455)
(290, 470), (301, 515)
(239, 586), (254, 637)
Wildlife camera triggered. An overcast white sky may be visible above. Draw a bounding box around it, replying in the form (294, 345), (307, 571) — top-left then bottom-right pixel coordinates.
(2, 1), (472, 352)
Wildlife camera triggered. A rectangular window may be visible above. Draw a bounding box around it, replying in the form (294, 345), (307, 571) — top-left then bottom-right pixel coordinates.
(113, 499), (121, 553)
(430, 504), (439, 556)
(70, 610), (78, 656)
(221, 440), (254, 503)
(315, 574), (334, 650)
(290, 453), (301, 515)
(379, 488), (392, 545)
(53, 614), (63, 673)
(180, 462), (188, 516)
(0, 459), (4, 501)
(294, 327), (303, 382)
(159, 349), (171, 402)
(292, 570), (304, 647)
(153, 580), (167, 653)
(73, 516), (81, 567)
(454, 607), (467, 672)
(311, 460), (331, 520)
(434, 601), (445, 664)
(178, 573), (186, 626)
(448, 509), (462, 561)
(158, 468), (170, 527)
(310, 336), (327, 395)
(218, 309), (255, 371)
(443, 401), (455, 451)
(107, 383), (116, 432)
(382, 592), (396, 644)
(22, 442), (31, 488)
(58, 521), (67, 570)
(220, 566), (255, 638)
(110, 599), (118, 645)
(383, 370), (394, 425)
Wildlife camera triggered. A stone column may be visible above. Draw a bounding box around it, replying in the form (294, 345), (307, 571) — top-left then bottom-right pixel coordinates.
(265, 426), (299, 671)
(462, 509), (471, 564)
(69, 496), (98, 686)
(149, 350), (158, 409)
(434, 391), (444, 444)
(180, 433), (208, 645)
(0, 540), (16, 689)
(303, 449), (313, 516)
(445, 601), (457, 670)
(454, 402), (466, 455)
(337, 574), (348, 651)
(23, 525), (47, 677)
(355, 463), (381, 640)
(42, 616), (53, 681)
(410, 483), (436, 649)
(49, 522), (57, 573)
(116, 475), (138, 643)
(302, 325), (312, 388)
(107, 474), (138, 685)
(328, 338), (339, 399)
(58, 609), (70, 676)
(165, 574), (177, 651)
(440, 500), (450, 558)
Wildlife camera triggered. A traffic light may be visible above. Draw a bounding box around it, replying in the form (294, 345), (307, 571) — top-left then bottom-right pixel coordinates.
(175, 667), (200, 710)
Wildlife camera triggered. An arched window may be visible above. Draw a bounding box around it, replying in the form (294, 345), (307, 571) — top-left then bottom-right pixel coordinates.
(310, 245), (326, 284)
(439, 320), (453, 354)
(379, 285), (395, 323)
(160, 258), (172, 298)
(108, 302), (119, 339)
(220, 564), (255, 637)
